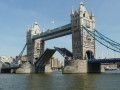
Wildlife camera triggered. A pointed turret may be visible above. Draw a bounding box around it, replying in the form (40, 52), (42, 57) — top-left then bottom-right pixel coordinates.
(80, 1), (84, 6)
(91, 9), (95, 21)
(78, 1), (85, 14)
(91, 9), (94, 17)
(71, 6), (74, 15)
(34, 21), (38, 25)
(78, 3), (82, 12)
(31, 21), (41, 35)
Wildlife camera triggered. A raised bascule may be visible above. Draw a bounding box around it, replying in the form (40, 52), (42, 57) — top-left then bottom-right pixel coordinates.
(1, 1), (120, 73)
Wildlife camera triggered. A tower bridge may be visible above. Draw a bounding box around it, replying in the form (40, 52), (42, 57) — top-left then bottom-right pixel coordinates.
(2, 1), (120, 73)
(25, 1), (120, 73)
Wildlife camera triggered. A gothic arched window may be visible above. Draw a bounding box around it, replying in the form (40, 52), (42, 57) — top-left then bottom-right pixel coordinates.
(83, 13), (85, 17)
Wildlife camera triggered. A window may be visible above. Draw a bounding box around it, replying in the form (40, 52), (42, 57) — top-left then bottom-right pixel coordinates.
(83, 13), (85, 17)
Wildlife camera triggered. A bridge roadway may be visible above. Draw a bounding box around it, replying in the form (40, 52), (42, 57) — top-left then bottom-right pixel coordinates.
(32, 24), (71, 41)
(88, 58), (120, 63)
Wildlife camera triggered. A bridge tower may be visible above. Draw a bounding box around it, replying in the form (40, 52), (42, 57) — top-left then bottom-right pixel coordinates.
(27, 22), (45, 64)
(71, 1), (95, 60)
(63, 1), (96, 73)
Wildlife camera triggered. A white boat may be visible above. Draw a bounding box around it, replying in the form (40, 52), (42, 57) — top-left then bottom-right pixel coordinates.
(104, 67), (118, 70)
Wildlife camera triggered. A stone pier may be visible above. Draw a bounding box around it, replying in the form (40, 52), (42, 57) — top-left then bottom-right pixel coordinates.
(63, 60), (106, 73)
(63, 60), (88, 73)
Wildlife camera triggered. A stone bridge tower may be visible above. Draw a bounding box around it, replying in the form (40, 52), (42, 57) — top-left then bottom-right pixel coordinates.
(71, 1), (96, 60)
(27, 22), (44, 64)
(63, 1), (96, 73)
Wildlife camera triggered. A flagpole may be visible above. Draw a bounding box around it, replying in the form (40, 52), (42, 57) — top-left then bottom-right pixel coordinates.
(51, 21), (55, 29)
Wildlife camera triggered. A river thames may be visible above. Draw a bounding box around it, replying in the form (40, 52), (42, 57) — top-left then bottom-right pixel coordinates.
(0, 70), (120, 90)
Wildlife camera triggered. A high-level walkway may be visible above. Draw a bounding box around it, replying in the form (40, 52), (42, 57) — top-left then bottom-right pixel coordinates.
(32, 24), (71, 41)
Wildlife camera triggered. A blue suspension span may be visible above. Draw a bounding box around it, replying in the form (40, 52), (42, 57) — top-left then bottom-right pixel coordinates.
(95, 29), (120, 46)
(13, 43), (27, 64)
(82, 25), (120, 53)
(86, 28), (120, 50)
(93, 29), (120, 50)
(83, 26), (120, 53)
(95, 31), (120, 47)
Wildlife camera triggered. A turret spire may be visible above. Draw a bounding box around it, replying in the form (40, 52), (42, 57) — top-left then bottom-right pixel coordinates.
(80, 1), (84, 6)
(91, 9), (94, 17)
(91, 9), (95, 21)
(71, 6), (74, 15)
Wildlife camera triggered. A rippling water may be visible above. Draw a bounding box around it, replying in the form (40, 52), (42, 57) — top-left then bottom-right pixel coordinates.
(0, 70), (120, 90)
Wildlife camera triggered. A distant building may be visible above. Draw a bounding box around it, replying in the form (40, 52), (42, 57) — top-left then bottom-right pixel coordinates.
(0, 56), (13, 64)
(50, 57), (60, 70)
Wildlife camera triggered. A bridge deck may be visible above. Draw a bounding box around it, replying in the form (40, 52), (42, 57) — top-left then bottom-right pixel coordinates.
(54, 47), (73, 58)
(88, 58), (120, 63)
(35, 49), (56, 67)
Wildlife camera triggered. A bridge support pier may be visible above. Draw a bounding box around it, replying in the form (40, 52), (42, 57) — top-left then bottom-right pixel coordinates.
(88, 63), (105, 73)
(63, 60), (88, 73)
(35, 64), (53, 73)
(16, 63), (35, 73)
(63, 60), (105, 73)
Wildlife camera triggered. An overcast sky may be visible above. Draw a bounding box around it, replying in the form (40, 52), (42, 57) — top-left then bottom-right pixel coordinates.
(0, 0), (120, 61)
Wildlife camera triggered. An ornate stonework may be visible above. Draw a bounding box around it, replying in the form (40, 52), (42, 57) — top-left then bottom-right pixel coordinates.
(71, 1), (96, 60)
(27, 22), (44, 64)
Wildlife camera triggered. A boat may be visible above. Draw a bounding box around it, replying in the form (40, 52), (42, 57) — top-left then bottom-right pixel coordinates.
(104, 67), (118, 70)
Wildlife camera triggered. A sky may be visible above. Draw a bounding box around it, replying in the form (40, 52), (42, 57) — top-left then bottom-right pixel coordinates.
(0, 0), (120, 61)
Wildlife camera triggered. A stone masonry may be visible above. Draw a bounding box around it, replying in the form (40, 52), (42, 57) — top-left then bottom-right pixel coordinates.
(64, 1), (96, 73)
(27, 22), (44, 64)
(71, 1), (95, 60)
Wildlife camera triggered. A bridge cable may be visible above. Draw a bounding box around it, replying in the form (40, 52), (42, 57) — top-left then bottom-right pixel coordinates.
(82, 25), (120, 53)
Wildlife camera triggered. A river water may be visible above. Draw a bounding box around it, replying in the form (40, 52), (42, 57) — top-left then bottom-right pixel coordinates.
(0, 70), (120, 90)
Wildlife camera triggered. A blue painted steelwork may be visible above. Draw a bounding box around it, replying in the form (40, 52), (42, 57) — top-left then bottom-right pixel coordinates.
(82, 25), (120, 53)
(54, 47), (73, 58)
(35, 48), (56, 67)
(95, 29), (120, 46)
(32, 24), (71, 40)
(88, 58), (120, 63)
(87, 28), (120, 50)
(14, 43), (27, 64)
(82, 25), (120, 63)
(1, 43), (27, 69)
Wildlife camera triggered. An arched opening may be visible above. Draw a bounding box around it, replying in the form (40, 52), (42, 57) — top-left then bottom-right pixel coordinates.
(86, 50), (94, 60)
